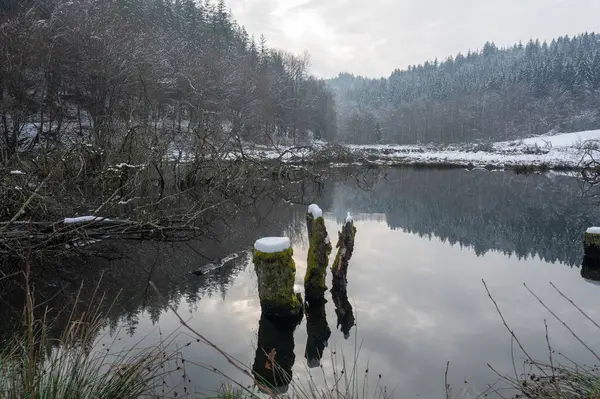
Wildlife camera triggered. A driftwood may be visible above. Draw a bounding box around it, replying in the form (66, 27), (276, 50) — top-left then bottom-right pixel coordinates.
(191, 252), (240, 276)
(0, 218), (205, 256)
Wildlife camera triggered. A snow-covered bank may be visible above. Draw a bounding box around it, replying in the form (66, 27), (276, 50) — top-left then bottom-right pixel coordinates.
(246, 129), (600, 170)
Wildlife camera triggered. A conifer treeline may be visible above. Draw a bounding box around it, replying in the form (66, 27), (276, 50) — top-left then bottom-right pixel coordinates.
(329, 33), (600, 144)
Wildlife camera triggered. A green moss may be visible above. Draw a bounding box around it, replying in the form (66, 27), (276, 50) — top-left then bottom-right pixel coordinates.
(584, 232), (600, 249)
(253, 248), (302, 317)
(253, 248), (295, 270)
(304, 216), (332, 301)
(331, 223), (357, 276)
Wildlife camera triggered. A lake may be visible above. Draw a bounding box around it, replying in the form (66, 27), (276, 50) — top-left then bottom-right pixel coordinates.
(30, 167), (600, 398)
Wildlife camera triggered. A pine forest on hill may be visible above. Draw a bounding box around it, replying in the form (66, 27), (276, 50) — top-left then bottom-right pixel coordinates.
(2, 0), (600, 150)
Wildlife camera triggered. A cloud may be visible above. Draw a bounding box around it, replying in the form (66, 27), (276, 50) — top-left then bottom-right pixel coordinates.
(228, 0), (600, 79)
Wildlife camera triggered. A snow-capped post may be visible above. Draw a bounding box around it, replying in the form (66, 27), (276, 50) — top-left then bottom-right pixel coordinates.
(304, 300), (331, 368)
(252, 315), (298, 394)
(331, 212), (357, 285)
(253, 237), (303, 320)
(304, 204), (332, 304)
(584, 227), (600, 262)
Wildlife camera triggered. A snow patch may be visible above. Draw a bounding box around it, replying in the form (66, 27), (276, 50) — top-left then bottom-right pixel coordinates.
(517, 129), (600, 148)
(254, 237), (291, 253)
(117, 197), (138, 205)
(10, 170), (25, 175)
(346, 212), (353, 223)
(308, 204), (323, 218)
(587, 227), (600, 234)
(114, 163), (145, 169)
(63, 216), (109, 224)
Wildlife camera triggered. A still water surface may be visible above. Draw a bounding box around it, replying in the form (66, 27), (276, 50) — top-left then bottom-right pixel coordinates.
(88, 168), (600, 398)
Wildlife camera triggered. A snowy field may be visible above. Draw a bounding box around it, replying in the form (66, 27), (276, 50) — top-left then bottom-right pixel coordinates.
(246, 129), (600, 169)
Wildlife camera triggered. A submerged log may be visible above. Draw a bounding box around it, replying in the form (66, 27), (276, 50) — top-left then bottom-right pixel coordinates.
(584, 227), (600, 261)
(253, 237), (303, 320)
(304, 299), (331, 368)
(252, 314), (300, 394)
(304, 204), (332, 304)
(191, 252), (240, 276)
(331, 213), (357, 285)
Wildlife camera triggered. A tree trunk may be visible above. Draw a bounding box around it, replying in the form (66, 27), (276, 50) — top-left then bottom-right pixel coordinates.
(331, 217), (357, 286)
(304, 212), (332, 304)
(253, 244), (303, 320)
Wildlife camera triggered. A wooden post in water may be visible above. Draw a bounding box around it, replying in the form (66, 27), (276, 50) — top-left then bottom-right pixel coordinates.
(584, 227), (600, 261)
(331, 212), (357, 286)
(304, 204), (332, 304)
(253, 237), (303, 320)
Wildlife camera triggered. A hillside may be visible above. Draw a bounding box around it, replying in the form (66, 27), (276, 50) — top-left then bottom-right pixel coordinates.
(0, 0), (337, 156)
(329, 34), (600, 145)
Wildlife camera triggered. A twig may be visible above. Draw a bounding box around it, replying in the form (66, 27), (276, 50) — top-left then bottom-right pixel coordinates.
(524, 282), (600, 363)
(550, 282), (600, 331)
(482, 279), (548, 376)
(147, 281), (275, 395)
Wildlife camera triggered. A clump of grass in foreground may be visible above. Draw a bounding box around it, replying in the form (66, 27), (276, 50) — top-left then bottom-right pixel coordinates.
(482, 280), (600, 399)
(0, 274), (183, 399)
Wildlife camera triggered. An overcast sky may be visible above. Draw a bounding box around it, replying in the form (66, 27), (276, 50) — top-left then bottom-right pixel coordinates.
(228, 0), (600, 79)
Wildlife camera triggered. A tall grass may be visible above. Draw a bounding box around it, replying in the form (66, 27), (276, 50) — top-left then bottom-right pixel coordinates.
(480, 280), (600, 399)
(0, 273), (183, 399)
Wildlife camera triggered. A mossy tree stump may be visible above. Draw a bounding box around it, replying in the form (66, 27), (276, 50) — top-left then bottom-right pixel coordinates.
(304, 300), (331, 368)
(584, 228), (600, 261)
(252, 315), (299, 394)
(253, 237), (303, 320)
(331, 213), (357, 286)
(304, 205), (332, 304)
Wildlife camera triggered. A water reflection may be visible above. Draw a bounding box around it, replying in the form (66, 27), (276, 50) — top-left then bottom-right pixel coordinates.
(304, 299), (331, 368)
(326, 169), (597, 267)
(252, 316), (300, 393)
(581, 256), (600, 282)
(3, 167), (600, 398)
(331, 284), (355, 340)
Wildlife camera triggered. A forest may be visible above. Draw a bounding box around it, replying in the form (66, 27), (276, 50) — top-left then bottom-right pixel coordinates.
(3, 0), (600, 150)
(0, 0), (337, 158)
(330, 33), (600, 145)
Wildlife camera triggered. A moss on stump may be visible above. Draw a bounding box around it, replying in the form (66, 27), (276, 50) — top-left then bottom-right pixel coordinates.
(253, 247), (303, 320)
(331, 220), (357, 285)
(304, 214), (332, 304)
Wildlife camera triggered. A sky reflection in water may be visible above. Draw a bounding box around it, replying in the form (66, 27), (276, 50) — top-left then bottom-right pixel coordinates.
(96, 169), (600, 398)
